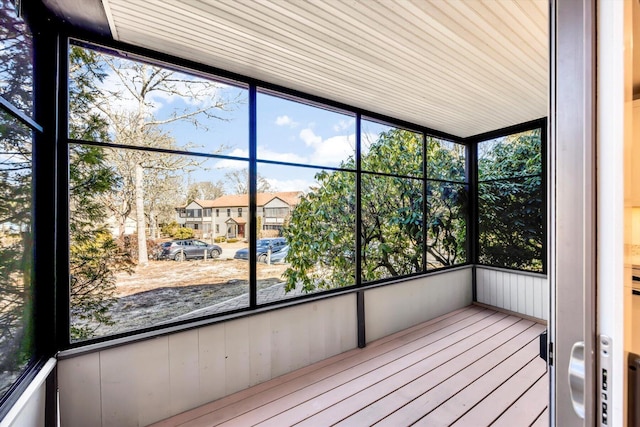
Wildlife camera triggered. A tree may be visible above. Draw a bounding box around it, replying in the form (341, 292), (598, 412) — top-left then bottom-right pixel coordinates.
(224, 169), (272, 194)
(186, 180), (225, 202)
(73, 48), (241, 265)
(283, 129), (467, 292)
(477, 129), (543, 271)
(68, 47), (134, 339)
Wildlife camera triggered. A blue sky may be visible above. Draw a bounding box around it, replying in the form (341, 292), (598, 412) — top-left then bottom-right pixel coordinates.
(149, 83), (393, 193)
(90, 50), (393, 195)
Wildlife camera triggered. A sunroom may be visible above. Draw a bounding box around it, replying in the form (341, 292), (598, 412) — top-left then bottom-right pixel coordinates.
(2, 0), (606, 426)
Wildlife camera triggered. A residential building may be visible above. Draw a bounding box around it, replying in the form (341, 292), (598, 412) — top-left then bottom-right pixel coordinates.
(176, 192), (302, 239)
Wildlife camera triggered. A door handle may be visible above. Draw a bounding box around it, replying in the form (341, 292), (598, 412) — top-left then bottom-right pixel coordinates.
(569, 341), (586, 419)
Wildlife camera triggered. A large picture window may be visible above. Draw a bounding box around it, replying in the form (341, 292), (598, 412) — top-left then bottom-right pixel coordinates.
(477, 127), (544, 272)
(68, 44), (250, 341)
(64, 41), (478, 344)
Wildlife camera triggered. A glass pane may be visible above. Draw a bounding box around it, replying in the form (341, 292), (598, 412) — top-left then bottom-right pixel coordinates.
(69, 144), (250, 341)
(426, 181), (467, 269)
(251, 165), (357, 297)
(361, 119), (423, 177)
(0, 1), (33, 116)
(257, 91), (356, 168)
(361, 174), (423, 282)
(478, 177), (543, 272)
(0, 110), (33, 399)
(68, 45), (248, 156)
(478, 128), (542, 181)
(427, 137), (466, 182)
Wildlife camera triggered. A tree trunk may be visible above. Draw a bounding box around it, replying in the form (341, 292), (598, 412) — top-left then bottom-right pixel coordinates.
(135, 163), (148, 266)
(149, 208), (157, 239)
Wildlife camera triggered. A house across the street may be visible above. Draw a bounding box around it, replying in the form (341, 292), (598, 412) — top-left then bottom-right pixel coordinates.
(175, 191), (303, 239)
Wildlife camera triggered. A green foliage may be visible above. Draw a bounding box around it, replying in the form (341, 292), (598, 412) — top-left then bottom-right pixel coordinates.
(214, 236), (226, 243)
(479, 130), (541, 180)
(173, 227), (195, 239)
(69, 230), (132, 339)
(68, 46), (135, 340)
(161, 221), (180, 237)
(478, 129), (543, 271)
(226, 238), (239, 243)
(283, 129), (467, 292)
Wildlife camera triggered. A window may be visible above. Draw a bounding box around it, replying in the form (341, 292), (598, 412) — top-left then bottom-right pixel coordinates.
(57, 37), (545, 348)
(0, 2), (36, 402)
(67, 44), (250, 342)
(477, 127), (544, 272)
(264, 207), (289, 218)
(426, 137), (467, 269)
(257, 90), (356, 303)
(0, 111), (34, 400)
(360, 120), (427, 281)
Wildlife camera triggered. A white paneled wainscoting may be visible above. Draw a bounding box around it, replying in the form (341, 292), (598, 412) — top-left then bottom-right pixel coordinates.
(475, 266), (549, 322)
(57, 267), (473, 427)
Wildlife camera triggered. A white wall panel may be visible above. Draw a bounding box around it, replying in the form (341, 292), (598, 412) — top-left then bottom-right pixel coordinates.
(58, 294), (357, 427)
(223, 318), (251, 395)
(100, 344), (140, 426)
(58, 353), (101, 427)
(364, 268), (473, 342)
(168, 331), (199, 416)
(197, 323), (227, 405)
(476, 267), (548, 321)
(248, 314), (272, 387)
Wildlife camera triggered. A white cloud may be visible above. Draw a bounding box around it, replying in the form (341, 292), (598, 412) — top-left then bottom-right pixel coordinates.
(214, 158), (247, 170)
(275, 115), (299, 128)
(333, 118), (355, 132)
(214, 148), (248, 170)
(299, 128), (322, 147)
(314, 134), (356, 165)
(265, 177), (316, 193)
(258, 148), (308, 164)
(299, 128), (356, 165)
(214, 146), (308, 169)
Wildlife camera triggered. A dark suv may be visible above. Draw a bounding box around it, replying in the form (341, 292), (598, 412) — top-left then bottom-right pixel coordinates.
(233, 237), (287, 263)
(160, 239), (222, 261)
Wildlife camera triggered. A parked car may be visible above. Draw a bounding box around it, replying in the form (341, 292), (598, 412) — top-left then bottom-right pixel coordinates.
(233, 238), (288, 263)
(160, 239), (222, 261)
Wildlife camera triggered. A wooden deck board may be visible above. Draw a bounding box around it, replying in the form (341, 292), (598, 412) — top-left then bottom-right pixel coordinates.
(149, 306), (549, 427)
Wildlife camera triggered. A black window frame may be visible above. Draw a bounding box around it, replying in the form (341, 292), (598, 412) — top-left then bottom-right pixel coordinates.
(0, 2), (56, 418)
(468, 118), (547, 274)
(30, 30), (544, 350)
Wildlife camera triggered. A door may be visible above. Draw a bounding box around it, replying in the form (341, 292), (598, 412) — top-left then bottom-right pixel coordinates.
(551, 1), (628, 425)
(550, 0), (596, 425)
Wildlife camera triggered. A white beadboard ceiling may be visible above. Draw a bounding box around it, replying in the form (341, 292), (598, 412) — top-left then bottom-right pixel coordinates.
(97, 0), (548, 137)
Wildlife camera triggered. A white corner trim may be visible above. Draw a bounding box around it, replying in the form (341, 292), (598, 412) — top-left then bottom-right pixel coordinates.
(0, 358), (56, 427)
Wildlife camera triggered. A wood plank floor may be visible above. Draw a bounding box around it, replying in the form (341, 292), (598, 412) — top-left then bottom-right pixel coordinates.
(150, 305), (548, 427)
